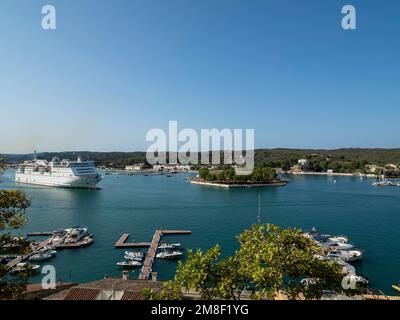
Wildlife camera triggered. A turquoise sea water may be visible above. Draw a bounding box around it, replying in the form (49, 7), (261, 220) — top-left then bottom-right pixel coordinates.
(1, 169), (400, 294)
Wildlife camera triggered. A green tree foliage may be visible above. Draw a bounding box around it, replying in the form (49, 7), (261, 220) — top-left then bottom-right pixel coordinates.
(150, 224), (353, 300)
(140, 280), (183, 300)
(4, 149), (400, 170)
(198, 167), (210, 180)
(0, 157), (31, 300)
(237, 224), (344, 300)
(198, 166), (277, 184)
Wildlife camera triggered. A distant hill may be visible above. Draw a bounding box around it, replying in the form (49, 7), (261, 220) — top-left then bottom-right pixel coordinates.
(254, 148), (400, 166)
(3, 148), (400, 169)
(2, 151), (146, 169)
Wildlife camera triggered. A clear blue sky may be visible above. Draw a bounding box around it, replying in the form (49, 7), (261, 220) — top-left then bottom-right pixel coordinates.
(1, 0), (399, 153)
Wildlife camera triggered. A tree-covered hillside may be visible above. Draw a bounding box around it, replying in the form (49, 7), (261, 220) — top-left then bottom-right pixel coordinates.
(3, 148), (400, 169)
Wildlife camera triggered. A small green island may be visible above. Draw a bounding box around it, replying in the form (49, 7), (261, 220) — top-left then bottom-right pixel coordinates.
(190, 166), (288, 188)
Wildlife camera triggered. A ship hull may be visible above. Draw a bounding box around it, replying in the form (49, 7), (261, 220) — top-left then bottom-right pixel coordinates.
(15, 172), (101, 189)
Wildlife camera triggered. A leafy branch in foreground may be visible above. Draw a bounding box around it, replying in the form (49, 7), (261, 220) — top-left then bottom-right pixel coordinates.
(0, 157), (32, 300)
(145, 224), (363, 300)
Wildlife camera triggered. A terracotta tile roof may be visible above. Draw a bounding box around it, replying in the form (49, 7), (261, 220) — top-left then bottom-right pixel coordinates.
(45, 278), (164, 300)
(120, 291), (142, 300)
(63, 287), (102, 300)
(76, 278), (163, 291)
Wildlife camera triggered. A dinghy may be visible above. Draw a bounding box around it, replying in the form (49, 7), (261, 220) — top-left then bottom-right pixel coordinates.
(156, 250), (183, 259)
(116, 260), (142, 267)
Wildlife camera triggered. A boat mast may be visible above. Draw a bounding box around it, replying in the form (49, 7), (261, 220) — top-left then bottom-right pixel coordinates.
(257, 193), (261, 225)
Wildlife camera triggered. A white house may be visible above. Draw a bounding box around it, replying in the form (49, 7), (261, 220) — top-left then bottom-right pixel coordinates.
(152, 164), (192, 172)
(385, 164), (398, 170)
(298, 159), (309, 167)
(125, 163), (145, 171)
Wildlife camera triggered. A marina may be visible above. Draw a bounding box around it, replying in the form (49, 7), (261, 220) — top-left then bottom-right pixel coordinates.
(1, 169), (400, 294)
(304, 228), (367, 283)
(5, 227), (94, 273)
(113, 229), (190, 279)
(127, 229), (191, 280)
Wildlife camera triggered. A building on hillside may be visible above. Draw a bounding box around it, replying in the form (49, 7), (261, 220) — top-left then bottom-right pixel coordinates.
(152, 164), (192, 172)
(297, 159), (309, 167)
(125, 163), (145, 171)
(290, 164), (303, 172)
(365, 165), (383, 173)
(385, 164), (398, 170)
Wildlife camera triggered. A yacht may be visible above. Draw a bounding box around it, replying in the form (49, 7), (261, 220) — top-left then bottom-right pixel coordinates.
(372, 171), (395, 187)
(64, 227), (89, 243)
(124, 251), (144, 261)
(10, 263), (40, 274)
(50, 230), (67, 246)
(372, 179), (395, 186)
(116, 260), (142, 267)
(158, 243), (182, 250)
(156, 250), (183, 259)
(392, 282), (400, 293)
(124, 254), (144, 262)
(318, 241), (354, 250)
(81, 236), (93, 246)
(29, 252), (53, 261)
(304, 228), (348, 244)
(327, 250), (363, 262)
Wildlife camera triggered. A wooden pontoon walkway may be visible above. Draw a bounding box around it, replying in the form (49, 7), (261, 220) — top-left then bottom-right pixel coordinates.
(6, 232), (94, 270)
(6, 238), (52, 271)
(138, 229), (191, 280)
(114, 233), (151, 248)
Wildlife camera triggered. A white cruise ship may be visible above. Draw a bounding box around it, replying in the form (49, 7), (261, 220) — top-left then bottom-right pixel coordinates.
(15, 156), (102, 189)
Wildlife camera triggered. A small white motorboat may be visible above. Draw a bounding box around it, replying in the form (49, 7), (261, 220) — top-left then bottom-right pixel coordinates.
(327, 250), (363, 262)
(116, 260), (142, 267)
(334, 258), (357, 275)
(328, 236), (348, 243)
(81, 236), (93, 246)
(300, 278), (319, 287)
(156, 251), (183, 259)
(372, 178), (395, 187)
(304, 228), (348, 244)
(29, 252), (53, 261)
(37, 246), (57, 256)
(315, 254), (356, 275)
(10, 263), (40, 274)
(124, 255), (143, 262)
(65, 227), (89, 244)
(124, 251), (144, 259)
(318, 241), (354, 250)
(158, 243), (181, 250)
(50, 230), (67, 245)
(345, 274), (369, 285)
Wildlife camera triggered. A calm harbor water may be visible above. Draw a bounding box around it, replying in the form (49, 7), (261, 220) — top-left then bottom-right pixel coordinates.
(1, 169), (399, 294)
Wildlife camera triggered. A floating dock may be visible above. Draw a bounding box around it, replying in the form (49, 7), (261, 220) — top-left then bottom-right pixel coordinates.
(138, 229), (192, 280)
(7, 230), (93, 271)
(54, 242), (92, 249)
(114, 233), (151, 248)
(6, 238), (52, 271)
